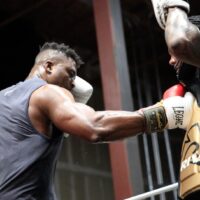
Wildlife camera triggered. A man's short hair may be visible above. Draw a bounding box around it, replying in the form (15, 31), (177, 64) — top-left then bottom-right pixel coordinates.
(39, 42), (84, 68)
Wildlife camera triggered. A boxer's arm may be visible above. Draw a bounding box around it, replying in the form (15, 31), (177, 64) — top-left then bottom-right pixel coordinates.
(38, 84), (194, 142)
(37, 85), (193, 143)
(150, 0), (190, 30)
(38, 85), (145, 142)
(165, 8), (200, 68)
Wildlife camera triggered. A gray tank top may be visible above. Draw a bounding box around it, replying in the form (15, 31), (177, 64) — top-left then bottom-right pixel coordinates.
(0, 77), (63, 200)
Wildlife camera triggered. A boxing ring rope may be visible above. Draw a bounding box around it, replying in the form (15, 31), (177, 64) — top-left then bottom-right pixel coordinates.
(124, 183), (178, 200)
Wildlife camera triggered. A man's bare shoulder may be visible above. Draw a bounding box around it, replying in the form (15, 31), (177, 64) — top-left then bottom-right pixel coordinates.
(31, 84), (75, 105)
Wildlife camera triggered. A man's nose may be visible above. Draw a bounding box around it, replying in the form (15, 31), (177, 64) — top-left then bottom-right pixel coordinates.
(169, 57), (176, 66)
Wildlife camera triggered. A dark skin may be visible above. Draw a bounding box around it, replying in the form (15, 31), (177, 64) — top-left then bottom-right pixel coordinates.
(165, 8), (200, 70)
(28, 51), (145, 141)
(29, 8), (200, 142)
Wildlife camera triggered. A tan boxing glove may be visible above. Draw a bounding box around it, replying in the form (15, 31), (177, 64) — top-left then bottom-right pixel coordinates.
(179, 99), (200, 199)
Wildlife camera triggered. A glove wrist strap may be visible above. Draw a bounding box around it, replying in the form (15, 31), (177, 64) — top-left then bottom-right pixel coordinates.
(143, 104), (168, 133)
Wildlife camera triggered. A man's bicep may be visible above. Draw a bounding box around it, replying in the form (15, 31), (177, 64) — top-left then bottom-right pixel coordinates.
(41, 87), (96, 139)
(50, 101), (97, 140)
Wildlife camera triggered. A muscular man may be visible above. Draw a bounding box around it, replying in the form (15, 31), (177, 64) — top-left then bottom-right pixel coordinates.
(166, 9), (200, 69)
(151, 0), (200, 68)
(0, 41), (194, 200)
(151, 0), (200, 199)
(166, 11), (200, 200)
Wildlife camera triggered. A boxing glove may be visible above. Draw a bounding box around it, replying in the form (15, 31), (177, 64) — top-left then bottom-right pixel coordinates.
(142, 85), (194, 133)
(151, 0), (190, 29)
(71, 76), (93, 104)
(163, 83), (185, 99)
(162, 91), (194, 130)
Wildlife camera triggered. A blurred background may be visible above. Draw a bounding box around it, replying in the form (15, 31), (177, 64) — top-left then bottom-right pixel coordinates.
(0, 0), (200, 200)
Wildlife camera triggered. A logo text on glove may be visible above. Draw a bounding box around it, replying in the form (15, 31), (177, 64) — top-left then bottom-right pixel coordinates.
(181, 152), (200, 172)
(172, 106), (184, 126)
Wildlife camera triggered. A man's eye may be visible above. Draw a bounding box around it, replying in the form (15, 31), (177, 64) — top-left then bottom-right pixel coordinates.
(69, 71), (76, 79)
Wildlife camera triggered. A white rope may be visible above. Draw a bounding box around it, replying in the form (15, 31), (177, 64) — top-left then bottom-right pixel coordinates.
(124, 182), (178, 200)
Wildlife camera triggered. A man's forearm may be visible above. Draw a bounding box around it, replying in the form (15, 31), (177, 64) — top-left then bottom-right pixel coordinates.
(93, 91), (194, 143)
(92, 110), (146, 142)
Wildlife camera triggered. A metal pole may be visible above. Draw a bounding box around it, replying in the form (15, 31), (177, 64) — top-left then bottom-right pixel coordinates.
(124, 183), (178, 200)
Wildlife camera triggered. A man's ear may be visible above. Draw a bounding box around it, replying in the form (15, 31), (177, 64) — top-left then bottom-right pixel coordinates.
(43, 61), (53, 74)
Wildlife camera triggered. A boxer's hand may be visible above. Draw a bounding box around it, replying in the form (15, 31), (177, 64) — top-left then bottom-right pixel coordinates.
(162, 92), (194, 130)
(151, 0), (190, 29)
(141, 85), (194, 133)
(71, 76), (93, 104)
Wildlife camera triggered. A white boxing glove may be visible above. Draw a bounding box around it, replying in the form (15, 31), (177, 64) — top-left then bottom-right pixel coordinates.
(151, 0), (190, 29)
(163, 92), (194, 129)
(71, 76), (93, 104)
(142, 91), (194, 133)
